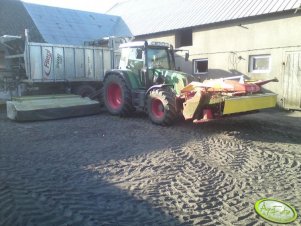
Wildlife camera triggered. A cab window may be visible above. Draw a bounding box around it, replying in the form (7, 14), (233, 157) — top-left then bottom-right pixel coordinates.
(146, 48), (170, 69)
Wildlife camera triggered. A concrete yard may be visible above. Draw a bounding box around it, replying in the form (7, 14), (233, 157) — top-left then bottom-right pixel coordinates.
(0, 107), (301, 225)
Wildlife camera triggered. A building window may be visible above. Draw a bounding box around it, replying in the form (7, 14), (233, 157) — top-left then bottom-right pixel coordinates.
(193, 58), (208, 74)
(249, 55), (271, 73)
(176, 29), (193, 48)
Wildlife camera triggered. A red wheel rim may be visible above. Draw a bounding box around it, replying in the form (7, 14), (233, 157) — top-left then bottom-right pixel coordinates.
(107, 83), (122, 109)
(151, 99), (164, 119)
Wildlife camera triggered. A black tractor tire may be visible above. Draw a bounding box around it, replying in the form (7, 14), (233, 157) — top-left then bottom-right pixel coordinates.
(103, 74), (133, 116)
(74, 85), (96, 98)
(146, 87), (177, 126)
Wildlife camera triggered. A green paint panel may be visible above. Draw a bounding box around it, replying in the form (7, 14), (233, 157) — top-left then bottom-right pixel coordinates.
(123, 70), (142, 89)
(153, 69), (197, 94)
(120, 67), (198, 95)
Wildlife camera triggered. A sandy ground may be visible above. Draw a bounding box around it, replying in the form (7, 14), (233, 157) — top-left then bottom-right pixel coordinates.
(0, 107), (301, 226)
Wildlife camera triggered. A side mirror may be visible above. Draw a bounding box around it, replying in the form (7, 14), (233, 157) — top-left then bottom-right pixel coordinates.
(185, 52), (189, 61)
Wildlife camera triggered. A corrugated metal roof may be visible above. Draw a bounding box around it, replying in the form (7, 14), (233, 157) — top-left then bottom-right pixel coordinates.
(108, 0), (301, 36)
(23, 2), (132, 45)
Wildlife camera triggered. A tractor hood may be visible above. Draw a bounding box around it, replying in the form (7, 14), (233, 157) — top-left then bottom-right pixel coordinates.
(152, 69), (198, 95)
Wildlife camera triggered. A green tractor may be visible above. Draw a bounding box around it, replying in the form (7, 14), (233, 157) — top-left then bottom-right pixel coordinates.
(103, 41), (278, 125)
(102, 41), (197, 125)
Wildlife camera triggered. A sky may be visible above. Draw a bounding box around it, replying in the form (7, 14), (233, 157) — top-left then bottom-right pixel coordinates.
(21, 0), (127, 13)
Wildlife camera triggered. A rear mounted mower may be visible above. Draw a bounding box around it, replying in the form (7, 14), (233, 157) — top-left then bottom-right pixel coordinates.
(180, 76), (278, 123)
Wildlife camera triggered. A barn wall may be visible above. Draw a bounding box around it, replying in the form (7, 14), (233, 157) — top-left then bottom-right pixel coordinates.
(135, 13), (301, 109)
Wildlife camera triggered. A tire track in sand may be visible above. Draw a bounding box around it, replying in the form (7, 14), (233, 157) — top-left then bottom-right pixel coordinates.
(90, 144), (253, 225)
(0, 159), (177, 226)
(89, 122), (301, 226)
(186, 127), (301, 225)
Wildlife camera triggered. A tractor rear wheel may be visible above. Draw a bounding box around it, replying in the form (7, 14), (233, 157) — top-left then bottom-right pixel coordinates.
(103, 74), (133, 116)
(147, 87), (177, 125)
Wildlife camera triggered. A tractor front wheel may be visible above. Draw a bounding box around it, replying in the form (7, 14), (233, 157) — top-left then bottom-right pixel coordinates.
(103, 74), (133, 116)
(147, 88), (177, 125)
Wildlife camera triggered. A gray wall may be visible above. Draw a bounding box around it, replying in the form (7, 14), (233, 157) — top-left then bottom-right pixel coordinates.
(136, 13), (301, 109)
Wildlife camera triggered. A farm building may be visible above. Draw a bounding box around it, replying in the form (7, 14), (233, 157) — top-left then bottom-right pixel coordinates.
(0, 0), (132, 45)
(109, 0), (301, 110)
(0, 0), (132, 100)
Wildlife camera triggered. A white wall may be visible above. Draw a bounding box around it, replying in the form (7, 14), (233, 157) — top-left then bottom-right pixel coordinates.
(136, 13), (301, 108)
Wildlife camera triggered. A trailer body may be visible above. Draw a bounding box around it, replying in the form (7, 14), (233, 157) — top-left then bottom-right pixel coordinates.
(0, 35), (124, 99)
(24, 42), (112, 82)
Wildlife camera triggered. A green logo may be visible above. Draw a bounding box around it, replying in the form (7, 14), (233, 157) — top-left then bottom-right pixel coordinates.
(255, 198), (298, 224)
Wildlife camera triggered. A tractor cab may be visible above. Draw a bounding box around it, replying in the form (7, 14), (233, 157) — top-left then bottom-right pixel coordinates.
(118, 41), (177, 89)
(119, 41), (175, 70)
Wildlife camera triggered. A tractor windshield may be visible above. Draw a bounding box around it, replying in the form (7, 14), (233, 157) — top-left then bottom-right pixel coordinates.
(146, 48), (170, 70)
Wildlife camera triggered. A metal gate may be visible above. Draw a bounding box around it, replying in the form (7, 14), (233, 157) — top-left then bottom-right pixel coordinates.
(282, 52), (301, 110)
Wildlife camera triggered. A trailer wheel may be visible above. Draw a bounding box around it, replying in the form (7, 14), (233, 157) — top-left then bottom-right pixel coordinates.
(103, 74), (133, 116)
(147, 87), (177, 125)
(74, 85), (96, 98)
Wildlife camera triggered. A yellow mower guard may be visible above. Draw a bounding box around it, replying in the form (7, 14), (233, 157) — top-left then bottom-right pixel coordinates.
(223, 93), (277, 115)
